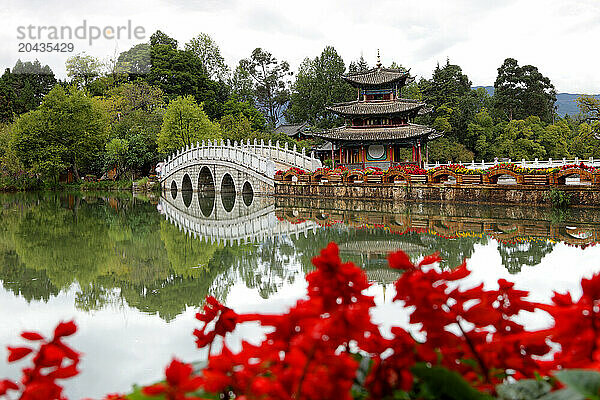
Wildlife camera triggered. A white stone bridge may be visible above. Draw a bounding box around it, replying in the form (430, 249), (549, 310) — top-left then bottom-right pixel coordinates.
(159, 139), (322, 195)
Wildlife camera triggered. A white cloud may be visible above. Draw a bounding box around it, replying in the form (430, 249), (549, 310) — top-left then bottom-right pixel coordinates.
(1, 0), (599, 92)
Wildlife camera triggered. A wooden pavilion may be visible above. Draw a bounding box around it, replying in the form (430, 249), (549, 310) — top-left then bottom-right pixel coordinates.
(311, 55), (439, 169)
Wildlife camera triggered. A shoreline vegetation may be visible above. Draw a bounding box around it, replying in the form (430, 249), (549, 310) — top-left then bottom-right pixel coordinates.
(0, 177), (160, 193)
(0, 32), (599, 193)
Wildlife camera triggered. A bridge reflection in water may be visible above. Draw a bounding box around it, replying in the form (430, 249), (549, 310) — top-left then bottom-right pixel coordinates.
(160, 188), (600, 280)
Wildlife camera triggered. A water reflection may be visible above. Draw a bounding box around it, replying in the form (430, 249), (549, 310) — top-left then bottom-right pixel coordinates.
(199, 191), (215, 217)
(2, 192), (600, 398)
(2, 192), (600, 324)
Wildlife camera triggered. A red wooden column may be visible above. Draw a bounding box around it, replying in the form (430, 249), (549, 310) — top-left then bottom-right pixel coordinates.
(361, 145), (365, 168)
(331, 145), (335, 168)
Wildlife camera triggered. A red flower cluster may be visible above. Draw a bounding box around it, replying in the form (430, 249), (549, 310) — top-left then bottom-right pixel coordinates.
(388, 164), (427, 175)
(142, 359), (203, 400)
(193, 296), (238, 350)
(5, 243), (600, 399)
(2, 321), (79, 400)
(559, 162), (598, 172)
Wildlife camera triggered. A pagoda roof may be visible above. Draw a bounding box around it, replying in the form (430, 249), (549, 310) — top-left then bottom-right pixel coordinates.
(343, 67), (411, 87)
(312, 124), (437, 142)
(327, 99), (426, 117)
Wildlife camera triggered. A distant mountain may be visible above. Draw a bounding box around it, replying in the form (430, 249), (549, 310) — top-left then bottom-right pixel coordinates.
(472, 86), (600, 117)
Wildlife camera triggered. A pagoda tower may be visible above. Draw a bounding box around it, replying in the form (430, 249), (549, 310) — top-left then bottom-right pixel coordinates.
(313, 55), (439, 169)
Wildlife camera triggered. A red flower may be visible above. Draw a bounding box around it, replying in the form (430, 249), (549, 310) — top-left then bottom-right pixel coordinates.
(7, 347), (33, 362)
(2, 321), (80, 400)
(53, 321), (77, 339)
(142, 359), (203, 400)
(194, 297), (238, 349)
(0, 379), (18, 396)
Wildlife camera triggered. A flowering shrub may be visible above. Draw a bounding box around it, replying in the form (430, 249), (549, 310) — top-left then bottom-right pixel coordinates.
(364, 167), (384, 175)
(285, 167), (308, 175)
(388, 164), (427, 175)
(559, 162), (598, 172)
(428, 164), (483, 175)
(485, 163), (558, 175)
(4, 243), (600, 399)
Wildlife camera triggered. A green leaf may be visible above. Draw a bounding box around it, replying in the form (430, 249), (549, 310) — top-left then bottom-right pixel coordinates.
(537, 388), (585, 400)
(496, 379), (552, 400)
(412, 363), (493, 400)
(554, 369), (600, 400)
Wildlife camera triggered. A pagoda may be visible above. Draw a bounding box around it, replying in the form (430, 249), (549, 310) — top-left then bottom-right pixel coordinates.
(312, 54), (439, 169)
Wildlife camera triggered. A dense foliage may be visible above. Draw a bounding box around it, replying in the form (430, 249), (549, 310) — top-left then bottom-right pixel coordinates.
(3, 242), (600, 399)
(0, 31), (599, 188)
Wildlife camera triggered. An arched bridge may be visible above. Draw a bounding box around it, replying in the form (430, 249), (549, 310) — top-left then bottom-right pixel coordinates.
(159, 139), (322, 194)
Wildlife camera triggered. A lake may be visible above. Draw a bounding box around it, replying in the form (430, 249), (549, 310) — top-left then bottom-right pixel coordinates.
(0, 191), (599, 399)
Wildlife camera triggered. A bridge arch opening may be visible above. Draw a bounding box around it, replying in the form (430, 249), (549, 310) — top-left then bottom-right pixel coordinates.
(221, 173), (236, 212)
(199, 191), (215, 217)
(198, 166), (215, 192)
(242, 181), (254, 207)
(170, 180), (178, 199)
(182, 174), (193, 207)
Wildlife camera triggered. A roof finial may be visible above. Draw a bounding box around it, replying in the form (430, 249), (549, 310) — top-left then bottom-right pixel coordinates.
(376, 49), (382, 68)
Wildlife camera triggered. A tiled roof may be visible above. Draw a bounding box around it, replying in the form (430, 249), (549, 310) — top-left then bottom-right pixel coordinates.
(312, 124), (436, 142)
(344, 67), (410, 87)
(273, 122), (309, 137)
(327, 99), (425, 116)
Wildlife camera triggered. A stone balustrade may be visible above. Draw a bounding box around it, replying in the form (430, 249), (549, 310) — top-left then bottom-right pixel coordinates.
(424, 157), (600, 170)
(159, 139), (322, 181)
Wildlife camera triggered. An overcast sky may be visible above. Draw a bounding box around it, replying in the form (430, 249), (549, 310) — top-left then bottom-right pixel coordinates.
(1, 0), (599, 93)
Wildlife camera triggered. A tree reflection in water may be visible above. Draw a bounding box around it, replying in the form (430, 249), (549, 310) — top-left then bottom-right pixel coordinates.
(0, 192), (599, 321)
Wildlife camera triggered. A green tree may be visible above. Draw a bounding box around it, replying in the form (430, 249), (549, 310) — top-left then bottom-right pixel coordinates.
(0, 60), (57, 122)
(466, 109), (496, 160)
(426, 137), (474, 163)
(185, 33), (229, 81)
(568, 122), (600, 158)
(348, 56), (369, 74)
(11, 86), (108, 180)
(115, 43), (152, 78)
(219, 113), (255, 142)
(418, 60), (474, 144)
(146, 31), (228, 120)
(286, 46), (355, 129)
(238, 48), (292, 127)
(99, 81), (165, 175)
(65, 53), (103, 87)
(105, 138), (129, 176)
(420, 60), (471, 112)
(577, 95), (600, 139)
(493, 117), (548, 160)
(157, 95), (221, 154)
(220, 98), (266, 132)
(229, 65), (255, 104)
(493, 58), (556, 123)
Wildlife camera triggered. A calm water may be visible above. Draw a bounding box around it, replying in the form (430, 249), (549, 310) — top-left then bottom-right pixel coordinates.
(1, 191), (600, 398)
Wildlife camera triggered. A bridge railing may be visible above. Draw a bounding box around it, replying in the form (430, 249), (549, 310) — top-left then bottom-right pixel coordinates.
(424, 157), (600, 170)
(240, 138), (322, 172)
(160, 140), (276, 180)
(159, 139), (322, 180)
